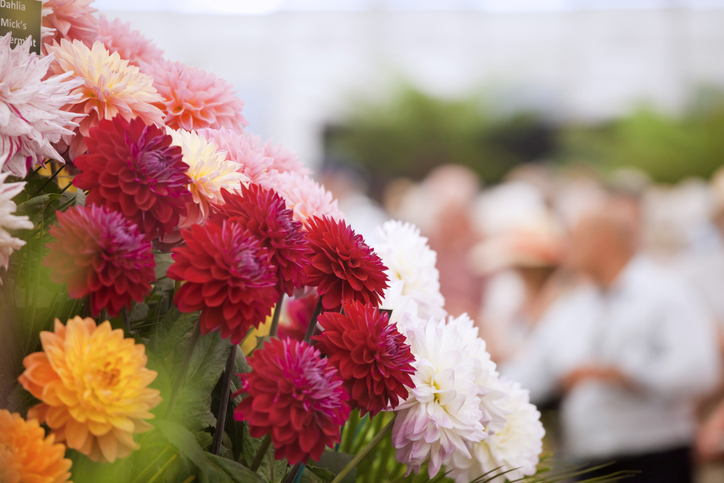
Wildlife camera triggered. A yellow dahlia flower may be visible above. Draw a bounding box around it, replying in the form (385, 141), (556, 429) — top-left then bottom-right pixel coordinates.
(0, 409), (72, 483)
(18, 317), (162, 463)
(48, 40), (165, 159)
(168, 128), (249, 227)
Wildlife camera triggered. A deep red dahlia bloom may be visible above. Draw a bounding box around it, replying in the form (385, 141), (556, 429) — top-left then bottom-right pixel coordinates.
(210, 185), (311, 296)
(277, 293), (319, 341)
(314, 300), (416, 416)
(44, 205), (155, 317)
(233, 338), (350, 464)
(305, 216), (389, 311)
(73, 116), (192, 240)
(168, 221), (278, 344)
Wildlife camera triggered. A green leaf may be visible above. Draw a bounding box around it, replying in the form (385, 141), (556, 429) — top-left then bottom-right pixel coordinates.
(311, 450), (355, 483)
(205, 454), (266, 483)
(306, 465), (336, 483)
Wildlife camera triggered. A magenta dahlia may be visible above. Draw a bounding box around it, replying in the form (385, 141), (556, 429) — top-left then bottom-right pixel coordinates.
(210, 185), (310, 296)
(305, 216), (389, 311)
(167, 221), (278, 344)
(143, 59), (247, 132)
(73, 116), (192, 240)
(278, 293), (319, 341)
(198, 128), (276, 189)
(233, 338), (350, 464)
(314, 300), (415, 416)
(44, 205), (155, 317)
(97, 14), (164, 66)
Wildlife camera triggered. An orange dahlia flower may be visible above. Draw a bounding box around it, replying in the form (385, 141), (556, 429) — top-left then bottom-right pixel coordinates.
(0, 409), (72, 483)
(18, 317), (162, 463)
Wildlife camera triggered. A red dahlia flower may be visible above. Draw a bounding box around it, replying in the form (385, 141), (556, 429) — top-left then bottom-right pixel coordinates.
(74, 116), (192, 240)
(314, 300), (416, 416)
(45, 205), (155, 317)
(233, 338), (350, 464)
(305, 216), (389, 311)
(278, 293), (319, 341)
(211, 185), (310, 296)
(168, 221), (278, 344)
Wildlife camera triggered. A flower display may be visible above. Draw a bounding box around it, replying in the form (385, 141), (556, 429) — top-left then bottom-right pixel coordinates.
(143, 59), (247, 131)
(42, 0), (98, 49)
(48, 40), (164, 159)
(275, 171), (342, 224)
(278, 292), (319, 341)
(0, 173), (34, 284)
(0, 409), (72, 483)
(392, 316), (487, 477)
(73, 116), (191, 240)
(0, 33), (81, 176)
(44, 205), (156, 317)
(97, 15), (164, 66)
(314, 300), (415, 416)
(375, 220), (446, 320)
(199, 128), (276, 189)
(211, 185), (310, 296)
(168, 128), (248, 227)
(168, 220), (278, 344)
(305, 215), (389, 311)
(18, 317), (162, 463)
(448, 380), (544, 483)
(263, 140), (310, 176)
(234, 338), (350, 464)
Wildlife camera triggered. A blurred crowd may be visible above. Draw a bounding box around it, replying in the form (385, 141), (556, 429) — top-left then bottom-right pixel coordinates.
(323, 162), (724, 482)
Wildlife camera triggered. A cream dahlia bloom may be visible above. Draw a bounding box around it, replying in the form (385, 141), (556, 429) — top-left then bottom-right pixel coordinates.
(0, 34), (81, 176)
(0, 172), (34, 284)
(392, 315), (487, 477)
(168, 128), (248, 227)
(18, 317), (162, 463)
(275, 171), (342, 225)
(376, 220), (446, 320)
(48, 40), (164, 159)
(448, 380), (545, 483)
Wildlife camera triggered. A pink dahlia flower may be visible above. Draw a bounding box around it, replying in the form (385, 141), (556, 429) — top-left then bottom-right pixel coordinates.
(142, 59), (247, 132)
(0, 33), (81, 176)
(275, 172), (343, 225)
(233, 338), (350, 465)
(198, 128), (276, 189)
(48, 40), (165, 160)
(97, 15), (164, 66)
(44, 205), (156, 317)
(263, 140), (310, 176)
(42, 0), (98, 51)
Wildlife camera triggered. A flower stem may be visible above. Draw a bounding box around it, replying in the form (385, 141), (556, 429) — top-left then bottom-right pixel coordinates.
(122, 306), (131, 334)
(31, 164), (65, 197)
(249, 433), (272, 472)
(269, 293), (285, 338)
(303, 297), (324, 343)
(284, 462), (305, 483)
(165, 321), (201, 418)
(212, 343), (237, 455)
(330, 415), (395, 483)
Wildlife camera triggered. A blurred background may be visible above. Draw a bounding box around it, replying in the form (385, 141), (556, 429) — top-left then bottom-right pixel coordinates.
(97, 1), (724, 481)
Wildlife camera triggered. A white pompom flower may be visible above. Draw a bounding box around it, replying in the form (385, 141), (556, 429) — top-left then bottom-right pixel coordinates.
(0, 172), (33, 283)
(376, 220), (446, 320)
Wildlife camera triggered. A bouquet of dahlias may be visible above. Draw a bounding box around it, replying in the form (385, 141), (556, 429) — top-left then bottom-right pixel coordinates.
(0, 3), (557, 483)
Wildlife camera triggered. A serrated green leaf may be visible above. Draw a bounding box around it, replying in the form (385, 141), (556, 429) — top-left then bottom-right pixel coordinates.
(306, 465), (336, 483)
(205, 454), (266, 483)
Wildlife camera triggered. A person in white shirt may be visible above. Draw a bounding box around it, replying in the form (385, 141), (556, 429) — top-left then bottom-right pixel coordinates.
(502, 201), (721, 483)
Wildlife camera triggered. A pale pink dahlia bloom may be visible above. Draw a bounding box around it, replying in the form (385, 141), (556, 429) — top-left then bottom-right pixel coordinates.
(0, 172), (34, 284)
(263, 140), (310, 176)
(168, 128), (249, 227)
(42, 0), (98, 50)
(48, 40), (164, 159)
(198, 128), (276, 189)
(0, 34), (81, 177)
(143, 59), (247, 132)
(274, 172), (342, 225)
(97, 15), (164, 66)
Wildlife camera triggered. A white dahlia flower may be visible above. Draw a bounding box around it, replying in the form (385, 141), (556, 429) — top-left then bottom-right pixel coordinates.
(0, 33), (81, 176)
(375, 221), (446, 320)
(0, 172), (33, 283)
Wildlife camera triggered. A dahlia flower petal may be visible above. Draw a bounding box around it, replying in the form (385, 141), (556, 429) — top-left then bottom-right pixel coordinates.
(97, 15), (164, 66)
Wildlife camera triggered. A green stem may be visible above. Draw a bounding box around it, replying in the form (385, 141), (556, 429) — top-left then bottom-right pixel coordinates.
(330, 416), (395, 483)
(122, 306), (131, 334)
(303, 297), (324, 344)
(212, 343), (237, 455)
(30, 164), (65, 197)
(249, 433), (272, 472)
(165, 321), (201, 418)
(269, 292), (285, 338)
(284, 462), (305, 483)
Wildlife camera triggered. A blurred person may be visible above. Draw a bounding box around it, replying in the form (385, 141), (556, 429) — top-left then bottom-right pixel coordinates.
(470, 215), (565, 362)
(503, 199), (721, 483)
